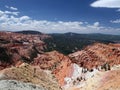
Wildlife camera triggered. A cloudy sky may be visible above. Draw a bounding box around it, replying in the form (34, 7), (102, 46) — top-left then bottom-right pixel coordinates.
(0, 0), (120, 35)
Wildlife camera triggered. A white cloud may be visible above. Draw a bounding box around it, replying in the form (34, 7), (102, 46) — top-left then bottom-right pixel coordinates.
(110, 19), (120, 23)
(10, 7), (18, 10)
(94, 22), (100, 27)
(5, 5), (18, 10)
(20, 16), (31, 21)
(0, 9), (119, 35)
(116, 8), (120, 12)
(87, 22), (103, 30)
(91, 0), (120, 8)
(5, 11), (19, 16)
(0, 10), (19, 16)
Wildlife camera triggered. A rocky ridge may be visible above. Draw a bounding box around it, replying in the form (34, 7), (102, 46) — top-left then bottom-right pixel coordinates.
(69, 43), (120, 70)
(0, 31), (50, 70)
(32, 51), (73, 86)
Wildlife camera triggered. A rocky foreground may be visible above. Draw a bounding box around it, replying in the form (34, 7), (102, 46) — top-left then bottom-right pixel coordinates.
(0, 80), (46, 90)
(0, 31), (120, 90)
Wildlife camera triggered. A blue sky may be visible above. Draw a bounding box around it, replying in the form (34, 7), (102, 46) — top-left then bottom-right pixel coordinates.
(0, 0), (120, 35)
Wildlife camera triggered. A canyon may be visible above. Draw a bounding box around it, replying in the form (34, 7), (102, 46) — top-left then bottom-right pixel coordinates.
(0, 31), (120, 90)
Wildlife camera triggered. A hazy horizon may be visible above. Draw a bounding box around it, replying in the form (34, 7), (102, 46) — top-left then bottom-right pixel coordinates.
(0, 30), (118, 35)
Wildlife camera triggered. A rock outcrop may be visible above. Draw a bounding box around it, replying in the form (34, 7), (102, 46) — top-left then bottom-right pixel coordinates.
(32, 51), (73, 86)
(69, 43), (120, 70)
(0, 80), (47, 90)
(0, 31), (50, 70)
(0, 63), (61, 90)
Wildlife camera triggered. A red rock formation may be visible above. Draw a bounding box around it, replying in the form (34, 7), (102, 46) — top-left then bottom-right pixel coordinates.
(0, 31), (50, 70)
(1, 32), (120, 89)
(32, 51), (73, 86)
(69, 43), (120, 70)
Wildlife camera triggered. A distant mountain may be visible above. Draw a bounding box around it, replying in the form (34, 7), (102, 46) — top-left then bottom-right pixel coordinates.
(44, 33), (120, 55)
(15, 30), (42, 35)
(64, 32), (120, 41)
